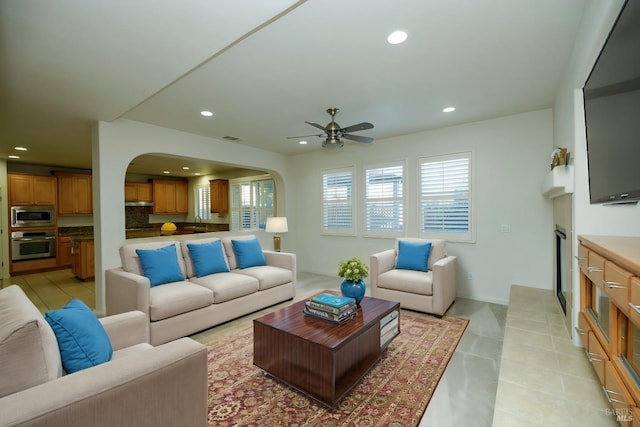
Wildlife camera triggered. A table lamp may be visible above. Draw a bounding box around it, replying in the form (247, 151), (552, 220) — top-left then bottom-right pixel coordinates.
(265, 217), (288, 252)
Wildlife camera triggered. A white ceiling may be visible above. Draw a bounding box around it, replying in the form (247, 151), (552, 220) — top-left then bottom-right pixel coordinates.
(0, 0), (588, 177)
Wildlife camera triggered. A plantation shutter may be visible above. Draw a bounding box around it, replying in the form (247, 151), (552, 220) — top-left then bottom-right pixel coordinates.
(365, 163), (404, 235)
(193, 184), (212, 220)
(322, 168), (354, 235)
(230, 180), (274, 230)
(420, 152), (472, 241)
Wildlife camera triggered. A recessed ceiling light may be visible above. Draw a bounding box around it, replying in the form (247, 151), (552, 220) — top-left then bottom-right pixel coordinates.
(299, 140), (308, 145)
(14, 146), (27, 151)
(182, 166), (190, 170)
(163, 170), (170, 174)
(387, 30), (408, 45)
(443, 107), (456, 113)
(8, 155), (20, 159)
(200, 110), (213, 117)
(194, 173), (201, 176)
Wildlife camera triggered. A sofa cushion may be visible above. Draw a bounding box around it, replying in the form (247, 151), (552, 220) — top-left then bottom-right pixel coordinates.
(0, 285), (63, 398)
(136, 244), (186, 287)
(185, 240), (230, 278)
(120, 240), (187, 278)
(221, 235), (257, 270)
(396, 240), (431, 272)
(395, 238), (446, 271)
(190, 273), (259, 303)
(45, 298), (113, 374)
(231, 238), (267, 269)
(149, 282), (213, 321)
(233, 266), (293, 291)
(377, 269), (433, 296)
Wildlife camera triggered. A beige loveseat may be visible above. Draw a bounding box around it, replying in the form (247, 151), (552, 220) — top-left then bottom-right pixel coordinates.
(0, 285), (207, 427)
(105, 234), (296, 345)
(370, 238), (457, 316)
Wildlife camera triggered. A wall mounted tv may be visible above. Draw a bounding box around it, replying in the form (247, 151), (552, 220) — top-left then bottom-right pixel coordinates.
(583, 0), (640, 205)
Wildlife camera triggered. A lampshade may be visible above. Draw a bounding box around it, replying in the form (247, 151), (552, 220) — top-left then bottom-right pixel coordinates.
(266, 217), (288, 233)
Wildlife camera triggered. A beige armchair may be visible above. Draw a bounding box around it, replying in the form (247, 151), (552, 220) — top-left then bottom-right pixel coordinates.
(370, 238), (457, 316)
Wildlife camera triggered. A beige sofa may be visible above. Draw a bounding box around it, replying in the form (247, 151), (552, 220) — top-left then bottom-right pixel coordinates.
(0, 285), (207, 427)
(370, 238), (457, 316)
(105, 234), (296, 345)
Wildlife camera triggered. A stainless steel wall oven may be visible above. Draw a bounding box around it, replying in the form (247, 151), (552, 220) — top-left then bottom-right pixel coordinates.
(11, 230), (57, 261)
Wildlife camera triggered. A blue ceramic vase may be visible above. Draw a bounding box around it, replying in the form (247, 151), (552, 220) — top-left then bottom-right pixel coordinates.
(340, 279), (366, 306)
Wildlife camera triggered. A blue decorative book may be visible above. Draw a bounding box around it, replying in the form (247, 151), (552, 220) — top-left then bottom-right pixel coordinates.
(311, 293), (355, 308)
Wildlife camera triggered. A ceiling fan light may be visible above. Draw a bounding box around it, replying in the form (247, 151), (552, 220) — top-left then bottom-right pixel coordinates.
(299, 140), (308, 145)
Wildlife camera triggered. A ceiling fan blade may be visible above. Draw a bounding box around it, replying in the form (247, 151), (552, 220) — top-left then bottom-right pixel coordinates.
(286, 133), (323, 139)
(340, 122), (374, 133)
(304, 121), (327, 131)
(342, 134), (373, 143)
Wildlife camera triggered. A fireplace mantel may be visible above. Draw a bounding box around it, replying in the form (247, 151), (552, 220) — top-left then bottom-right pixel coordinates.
(541, 165), (573, 199)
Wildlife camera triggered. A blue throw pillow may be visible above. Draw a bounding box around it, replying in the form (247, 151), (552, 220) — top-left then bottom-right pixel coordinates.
(135, 244), (185, 287)
(187, 240), (230, 277)
(231, 238), (266, 269)
(45, 298), (112, 374)
(395, 240), (432, 272)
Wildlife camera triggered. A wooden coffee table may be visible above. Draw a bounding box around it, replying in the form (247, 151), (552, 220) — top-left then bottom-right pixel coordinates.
(253, 292), (400, 408)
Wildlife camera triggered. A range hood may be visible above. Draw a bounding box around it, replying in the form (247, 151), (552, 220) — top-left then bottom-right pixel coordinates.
(125, 201), (154, 207)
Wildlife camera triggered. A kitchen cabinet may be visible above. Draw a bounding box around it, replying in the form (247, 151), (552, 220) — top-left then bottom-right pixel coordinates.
(57, 173), (92, 215)
(8, 173), (57, 206)
(71, 239), (94, 280)
(125, 182), (153, 202)
(152, 180), (188, 214)
(210, 179), (229, 214)
(58, 236), (72, 267)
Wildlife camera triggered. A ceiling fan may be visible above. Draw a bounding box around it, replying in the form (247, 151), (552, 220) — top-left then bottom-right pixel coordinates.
(288, 108), (374, 148)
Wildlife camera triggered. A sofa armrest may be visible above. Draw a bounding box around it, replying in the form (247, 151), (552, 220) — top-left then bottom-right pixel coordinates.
(100, 311), (149, 351)
(0, 338), (208, 427)
(432, 255), (457, 316)
(105, 268), (151, 317)
(370, 249), (396, 292)
(263, 250), (297, 284)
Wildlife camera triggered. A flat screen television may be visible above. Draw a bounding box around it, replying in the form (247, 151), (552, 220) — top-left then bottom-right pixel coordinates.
(583, 0), (640, 205)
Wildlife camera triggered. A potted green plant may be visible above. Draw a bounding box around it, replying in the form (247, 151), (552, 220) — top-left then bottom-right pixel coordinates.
(337, 257), (369, 305)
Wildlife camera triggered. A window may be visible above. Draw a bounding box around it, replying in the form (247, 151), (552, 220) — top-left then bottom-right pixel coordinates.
(420, 152), (472, 241)
(364, 162), (404, 235)
(322, 167), (354, 235)
(193, 184), (212, 220)
(230, 178), (274, 230)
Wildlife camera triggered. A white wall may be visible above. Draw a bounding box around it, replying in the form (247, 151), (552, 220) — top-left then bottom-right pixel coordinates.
(92, 119), (291, 314)
(553, 0), (640, 343)
(288, 109), (554, 305)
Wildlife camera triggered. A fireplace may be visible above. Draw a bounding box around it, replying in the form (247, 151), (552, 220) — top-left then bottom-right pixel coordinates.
(555, 225), (567, 315)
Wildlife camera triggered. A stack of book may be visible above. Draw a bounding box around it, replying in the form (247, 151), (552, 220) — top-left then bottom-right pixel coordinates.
(303, 293), (357, 324)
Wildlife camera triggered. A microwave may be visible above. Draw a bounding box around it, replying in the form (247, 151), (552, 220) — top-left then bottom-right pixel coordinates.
(11, 206), (56, 228)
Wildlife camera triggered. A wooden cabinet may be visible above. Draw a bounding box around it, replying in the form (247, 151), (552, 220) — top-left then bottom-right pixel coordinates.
(58, 236), (72, 267)
(57, 173), (92, 215)
(8, 173), (57, 206)
(210, 179), (229, 214)
(579, 235), (640, 426)
(125, 182), (153, 202)
(152, 180), (188, 214)
(71, 239), (94, 280)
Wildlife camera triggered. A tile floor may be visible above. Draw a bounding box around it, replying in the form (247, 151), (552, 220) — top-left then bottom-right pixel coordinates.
(1, 271), (617, 426)
(492, 285), (618, 427)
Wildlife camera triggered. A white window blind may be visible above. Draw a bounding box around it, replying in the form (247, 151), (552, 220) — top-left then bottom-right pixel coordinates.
(322, 168), (354, 235)
(193, 184), (212, 220)
(365, 163), (404, 235)
(230, 179), (274, 230)
(420, 152), (472, 241)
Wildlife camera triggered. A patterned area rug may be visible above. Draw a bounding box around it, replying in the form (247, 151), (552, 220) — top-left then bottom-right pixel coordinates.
(206, 310), (468, 426)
